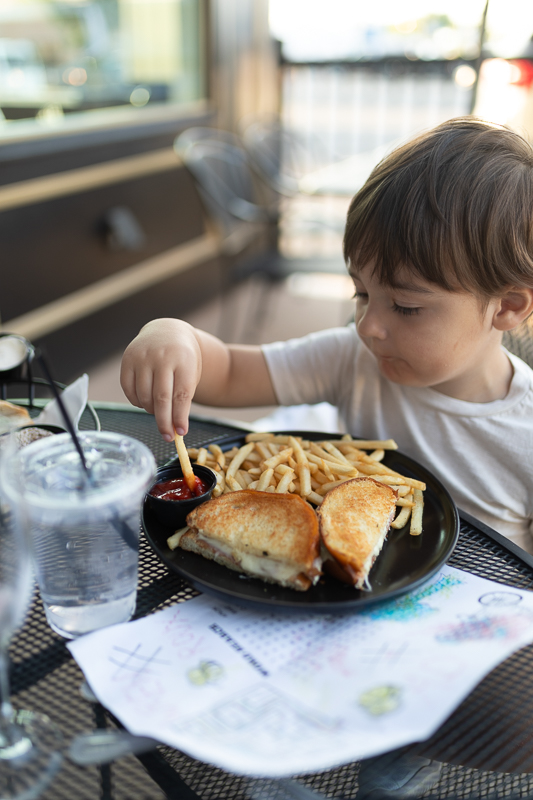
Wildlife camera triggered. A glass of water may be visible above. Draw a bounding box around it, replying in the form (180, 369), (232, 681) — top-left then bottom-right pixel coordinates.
(2, 431), (155, 639)
(0, 435), (63, 799)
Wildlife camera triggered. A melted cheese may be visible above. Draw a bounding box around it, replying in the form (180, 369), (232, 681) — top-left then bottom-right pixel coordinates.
(167, 526), (189, 551)
(197, 532), (321, 585)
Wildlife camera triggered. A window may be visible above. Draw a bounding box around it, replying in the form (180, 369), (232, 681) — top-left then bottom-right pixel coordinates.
(0, 0), (205, 129)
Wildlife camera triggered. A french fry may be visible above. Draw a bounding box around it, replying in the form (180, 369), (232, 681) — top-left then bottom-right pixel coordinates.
(289, 436), (312, 498)
(245, 432), (274, 442)
(321, 441), (352, 464)
(275, 463), (293, 476)
(355, 460), (426, 491)
(372, 474), (406, 486)
(185, 432), (424, 529)
(307, 452), (357, 475)
(243, 451), (262, 464)
(309, 442), (346, 464)
(396, 475), (426, 491)
(396, 496), (415, 508)
(307, 490), (324, 505)
(226, 475), (243, 492)
(237, 469), (254, 488)
(410, 489), (424, 535)
(344, 439), (398, 450)
(312, 470), (330, 485)
(196, 447), (208, 466)
(256, 468), (274, 492)
(391, 505), (412, 529)
(263, 448), (293, 470)
(212, 473), (224, 496)
(256, 442), (273, 461)
(318, 479), (346, 494)
(275, 468), (295, 493)
(269, 435), (295, 446)
(174, 432), (196, 492)
(321, 460), (335, 481)
(208, 444), (226, 469)
(226, 442), (255, 479)
(395, 485), (411, 497)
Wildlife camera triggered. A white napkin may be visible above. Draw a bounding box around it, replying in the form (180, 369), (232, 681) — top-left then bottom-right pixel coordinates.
(69, 565), (533, 777)
(34, 374), (89, 430)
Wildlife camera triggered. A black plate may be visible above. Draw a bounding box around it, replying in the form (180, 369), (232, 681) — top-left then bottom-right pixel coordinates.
(142, 431), (460, 613)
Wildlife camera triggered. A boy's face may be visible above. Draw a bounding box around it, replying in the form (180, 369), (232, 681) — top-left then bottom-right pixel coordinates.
(350, 262), (507, 401)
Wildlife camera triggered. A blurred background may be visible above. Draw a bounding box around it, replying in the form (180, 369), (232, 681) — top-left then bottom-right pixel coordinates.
(0, 0), (532, 424)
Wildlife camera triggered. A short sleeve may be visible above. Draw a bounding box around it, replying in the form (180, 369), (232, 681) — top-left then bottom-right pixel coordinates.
(261, 326), (359, 408)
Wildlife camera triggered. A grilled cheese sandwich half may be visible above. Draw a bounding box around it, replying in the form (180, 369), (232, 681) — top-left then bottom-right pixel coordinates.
(181, 490), (322, 591)
(317, 477), (397, 589)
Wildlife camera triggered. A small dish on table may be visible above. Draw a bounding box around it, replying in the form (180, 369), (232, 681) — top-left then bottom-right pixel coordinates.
(145, 463), (217, 529)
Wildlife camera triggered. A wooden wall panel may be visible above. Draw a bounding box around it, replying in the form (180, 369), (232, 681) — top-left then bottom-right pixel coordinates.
(0, 165), (205, 322)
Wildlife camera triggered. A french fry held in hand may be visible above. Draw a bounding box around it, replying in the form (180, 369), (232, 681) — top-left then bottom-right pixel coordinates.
(174, 431), (197, 493)
(185, 432), (425, 535)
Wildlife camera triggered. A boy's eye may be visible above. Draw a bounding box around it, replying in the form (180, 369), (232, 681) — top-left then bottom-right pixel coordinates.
(392, 302), (420, 316)
(355, 291), (368, 301)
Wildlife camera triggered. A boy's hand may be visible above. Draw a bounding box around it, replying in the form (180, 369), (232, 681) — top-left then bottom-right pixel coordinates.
(120, 319), (202, 440)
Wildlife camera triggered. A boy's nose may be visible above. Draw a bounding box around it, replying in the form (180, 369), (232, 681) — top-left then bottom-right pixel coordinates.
(356, 306), (387, 340)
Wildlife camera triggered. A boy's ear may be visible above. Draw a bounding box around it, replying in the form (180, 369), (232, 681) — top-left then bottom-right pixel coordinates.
(492, 288), (533, 331)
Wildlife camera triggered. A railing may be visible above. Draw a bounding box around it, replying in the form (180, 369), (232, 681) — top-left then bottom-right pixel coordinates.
(280, 60), (476, 178)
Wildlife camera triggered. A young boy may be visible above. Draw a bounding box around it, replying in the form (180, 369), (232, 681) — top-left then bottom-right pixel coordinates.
(120, 117), (533, 552)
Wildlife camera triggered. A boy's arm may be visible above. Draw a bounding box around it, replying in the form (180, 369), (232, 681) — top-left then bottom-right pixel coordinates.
(120, 318), (277, 440)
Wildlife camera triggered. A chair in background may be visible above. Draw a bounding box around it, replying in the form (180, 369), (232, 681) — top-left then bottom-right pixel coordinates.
(174, 126), (244, 161)
(241, 114), (401, 200)
(178, 137), (273, 237)
(241, 115), (322, 197)
(177, 127), (348, 265)
(175, 129), (286, 342)
(175, 125), (285, 238)
(176, 125), (350, 344)
(240, 115), (349, 235)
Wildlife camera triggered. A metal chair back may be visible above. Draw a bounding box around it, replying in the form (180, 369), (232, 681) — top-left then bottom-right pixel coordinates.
(178, 137), (269, 236)
(242, 117), (322, 197)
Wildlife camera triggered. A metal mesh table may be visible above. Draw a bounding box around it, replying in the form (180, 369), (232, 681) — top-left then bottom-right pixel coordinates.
(10, 404), (533, 800)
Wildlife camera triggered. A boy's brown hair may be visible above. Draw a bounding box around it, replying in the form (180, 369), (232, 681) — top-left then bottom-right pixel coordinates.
(343, 116), (533, 297)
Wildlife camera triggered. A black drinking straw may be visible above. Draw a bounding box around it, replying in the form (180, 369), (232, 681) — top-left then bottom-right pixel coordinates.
(36, 352), (91, 479)
(36, 352), (138, 552)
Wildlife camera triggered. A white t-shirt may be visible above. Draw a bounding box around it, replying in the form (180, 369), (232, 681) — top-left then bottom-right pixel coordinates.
(262, 324), (533, 553)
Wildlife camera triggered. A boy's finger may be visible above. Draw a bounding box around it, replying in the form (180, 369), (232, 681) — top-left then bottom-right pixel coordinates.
(170, 373), (196, 437)
(149, 370), (179, 440)
(131, 366), (157, 415)
(120, 363), (142, 408)
(151, 372), (196, 441)
(171, 394), (192, 438)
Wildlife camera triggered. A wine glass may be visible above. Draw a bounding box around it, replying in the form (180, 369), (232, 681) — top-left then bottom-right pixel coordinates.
(0, 435), (63, 800)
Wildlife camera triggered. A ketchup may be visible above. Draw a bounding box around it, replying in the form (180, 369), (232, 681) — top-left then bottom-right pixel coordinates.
(149, 475), (209, 501)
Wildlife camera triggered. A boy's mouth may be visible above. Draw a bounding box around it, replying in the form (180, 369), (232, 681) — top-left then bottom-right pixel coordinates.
(362, 339), (402, 366)
(369, 347), (396, 361)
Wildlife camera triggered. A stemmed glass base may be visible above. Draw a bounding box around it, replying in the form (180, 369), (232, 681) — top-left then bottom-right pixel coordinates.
(0, 710), (63, 800)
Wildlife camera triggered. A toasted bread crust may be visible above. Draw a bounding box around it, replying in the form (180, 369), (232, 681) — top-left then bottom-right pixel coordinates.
(184, 490), (321, 590)
(318, 477), (397, 588)
(178, 529), (313, 590)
